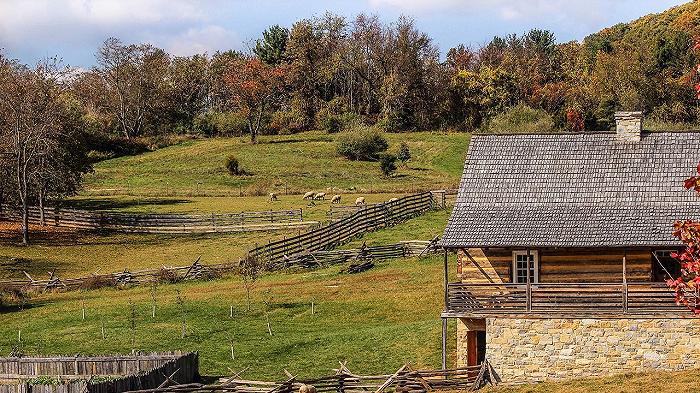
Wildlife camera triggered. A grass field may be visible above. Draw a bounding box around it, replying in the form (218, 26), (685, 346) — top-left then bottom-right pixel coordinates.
(0, 254), (457, 380)
(65, 193), (407, 223)
(81, 131), (470, 196)
(483, 368), (698, 392)
(0, 202), (449, 279)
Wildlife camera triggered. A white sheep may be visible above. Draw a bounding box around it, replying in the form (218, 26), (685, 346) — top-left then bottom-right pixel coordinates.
(303, 191), (315, 200)
(331, 195), (341, 204)
(388, 197), (399, 203)
(355, 197), (366, 205)
(314, 192), (326, 200)
(269, 192), (278, 201)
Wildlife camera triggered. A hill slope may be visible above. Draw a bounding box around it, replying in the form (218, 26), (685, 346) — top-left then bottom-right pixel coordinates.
(82, 132), (470, 197)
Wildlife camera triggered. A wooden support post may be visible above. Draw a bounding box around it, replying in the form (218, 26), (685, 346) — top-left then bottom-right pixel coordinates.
(441, 317), (447, 370)
(442, 248), (449, 371)
(443, 249), (449, 310)
(623, 251), (628, 314)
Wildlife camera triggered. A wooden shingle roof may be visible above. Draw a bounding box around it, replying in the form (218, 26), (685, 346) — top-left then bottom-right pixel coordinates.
(441, 132), (700, 248)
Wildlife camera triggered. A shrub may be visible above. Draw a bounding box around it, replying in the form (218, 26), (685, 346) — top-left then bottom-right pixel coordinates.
(316, 97), (356, 133)
(485, 104), (555, 133)
(379, 153), (398, 177)
(397, 142), (411, 163)
(80, 275), (116, 290)
(193, 111), (248, 136)
(336, 127), (389, 161)
(156, 268), (180, 284)
(269, 110), (306, 135)
(225, 156), (241, 176)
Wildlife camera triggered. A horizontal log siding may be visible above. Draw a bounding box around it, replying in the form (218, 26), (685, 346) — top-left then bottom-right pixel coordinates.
(460, 248), (652, 284)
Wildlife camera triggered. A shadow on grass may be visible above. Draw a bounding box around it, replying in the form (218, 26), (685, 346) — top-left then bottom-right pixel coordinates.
(63, 198), (192, 211)
(0, 299), (47, 315)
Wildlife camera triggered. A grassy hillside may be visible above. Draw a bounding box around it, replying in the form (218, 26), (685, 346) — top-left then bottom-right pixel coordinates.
(81, 131), (469, 197)
(0, 201), (449, 279)
(0, 254), (456, 379)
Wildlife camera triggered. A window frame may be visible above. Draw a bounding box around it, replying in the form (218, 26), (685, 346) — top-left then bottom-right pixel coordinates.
(512, 250), (539, 284)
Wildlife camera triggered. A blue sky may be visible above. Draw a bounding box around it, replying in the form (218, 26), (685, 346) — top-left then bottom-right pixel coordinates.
(0, 0), (689, 67)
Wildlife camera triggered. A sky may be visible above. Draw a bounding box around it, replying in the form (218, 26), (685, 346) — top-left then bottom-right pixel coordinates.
(0, 0), (690, 68)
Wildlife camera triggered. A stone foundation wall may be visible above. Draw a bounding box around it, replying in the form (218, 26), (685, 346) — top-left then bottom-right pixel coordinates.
(482, 318), (700, 383)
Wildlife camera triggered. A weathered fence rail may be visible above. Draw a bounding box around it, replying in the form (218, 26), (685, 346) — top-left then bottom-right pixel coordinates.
(133, 361), (498, 393)
(0, 206), (311, 234)
(0, 260), (237, 292)
(0, 352), (198, 393)
(279, 239), (441, 270)
(0, 239), (440, 292)
(249, 192), (436, 268)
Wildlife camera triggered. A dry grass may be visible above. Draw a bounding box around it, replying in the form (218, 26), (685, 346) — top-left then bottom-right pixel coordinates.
(484, 368), (699, 392)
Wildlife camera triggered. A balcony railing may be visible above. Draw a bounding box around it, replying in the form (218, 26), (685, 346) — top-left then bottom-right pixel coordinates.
(444, 282), (699, 317)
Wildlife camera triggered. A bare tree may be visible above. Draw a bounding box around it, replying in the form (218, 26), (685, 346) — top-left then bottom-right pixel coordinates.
(0, 55), (91, 244)
(94, 38), (169, 139)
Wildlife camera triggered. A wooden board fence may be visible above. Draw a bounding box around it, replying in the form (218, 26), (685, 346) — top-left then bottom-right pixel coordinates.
(0, 352), (198, 393)
(249, 192), (436, 268)
(0, 206), (311, 234)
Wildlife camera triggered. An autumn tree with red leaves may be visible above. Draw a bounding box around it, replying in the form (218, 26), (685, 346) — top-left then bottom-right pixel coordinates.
(667, 39), (700, 313)
(224, 58), (288, 143)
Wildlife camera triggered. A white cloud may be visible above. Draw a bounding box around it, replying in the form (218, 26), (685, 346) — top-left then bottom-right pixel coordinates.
(368, 0), (629, 25)
(0, 0), (240, 64)
(158, 25), (241, 57)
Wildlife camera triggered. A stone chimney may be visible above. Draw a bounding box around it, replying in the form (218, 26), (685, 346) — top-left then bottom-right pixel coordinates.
(614, 111), (643, 142)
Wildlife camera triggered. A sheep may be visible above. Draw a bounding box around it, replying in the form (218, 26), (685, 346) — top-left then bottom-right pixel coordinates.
(388, 197), (399, 203)
(355, 196), (366, 205)
(331, 195), (341, 204)
(314, 192), (326, 200)
(302, 191), (315, 200)
(269, 192), (278, 202)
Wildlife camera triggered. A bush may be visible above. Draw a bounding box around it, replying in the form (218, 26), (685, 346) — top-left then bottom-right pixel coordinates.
(397, 142), (411, 163)
(156, 268), (180, 284)
(79, 275), (116, 290)
(225, 156), (242, 175)
(269, 110), (306, 135)
(379, 153), (398, 177)
(316, 98), (357, 133)
(485, 104), (555, 133)
(336, 127), (389, 161)
(193, 111), (248, 137)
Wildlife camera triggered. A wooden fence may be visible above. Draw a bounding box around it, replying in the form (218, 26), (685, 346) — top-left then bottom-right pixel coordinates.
(0, 352), (198, 393)
(0, 206), (311, 234)
(279, 239), (441, 270)
(0, 260), (237, 292)
(128, 361), (499, 393)
(248, 192), (436, 268)
(327, 191), (447, 221)
(0, 238), (440, 293)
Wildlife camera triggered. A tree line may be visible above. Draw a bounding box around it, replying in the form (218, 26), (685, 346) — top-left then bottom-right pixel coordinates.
(37, 9), (700, 145)
(1, 5), (699, 243)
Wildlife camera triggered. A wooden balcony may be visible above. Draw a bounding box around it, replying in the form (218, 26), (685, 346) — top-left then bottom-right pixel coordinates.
(443, 282), (699, 318)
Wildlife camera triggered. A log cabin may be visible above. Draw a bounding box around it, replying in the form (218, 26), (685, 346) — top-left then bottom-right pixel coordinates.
(439, 112), (700, 383)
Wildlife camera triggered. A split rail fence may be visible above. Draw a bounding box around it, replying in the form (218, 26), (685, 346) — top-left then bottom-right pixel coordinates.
(0, 239), (440, 292)
(248, 192), (436, 268)
(122, 361), (499, 393)
(0, 206), (311, 234)
(0, 352), (198, 393)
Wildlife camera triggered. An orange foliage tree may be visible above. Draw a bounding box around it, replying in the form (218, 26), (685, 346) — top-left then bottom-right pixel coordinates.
(225, 58), (288, 143)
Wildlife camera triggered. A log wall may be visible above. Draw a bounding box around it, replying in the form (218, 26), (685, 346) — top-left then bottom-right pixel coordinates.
(459, 248), (653, 283)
